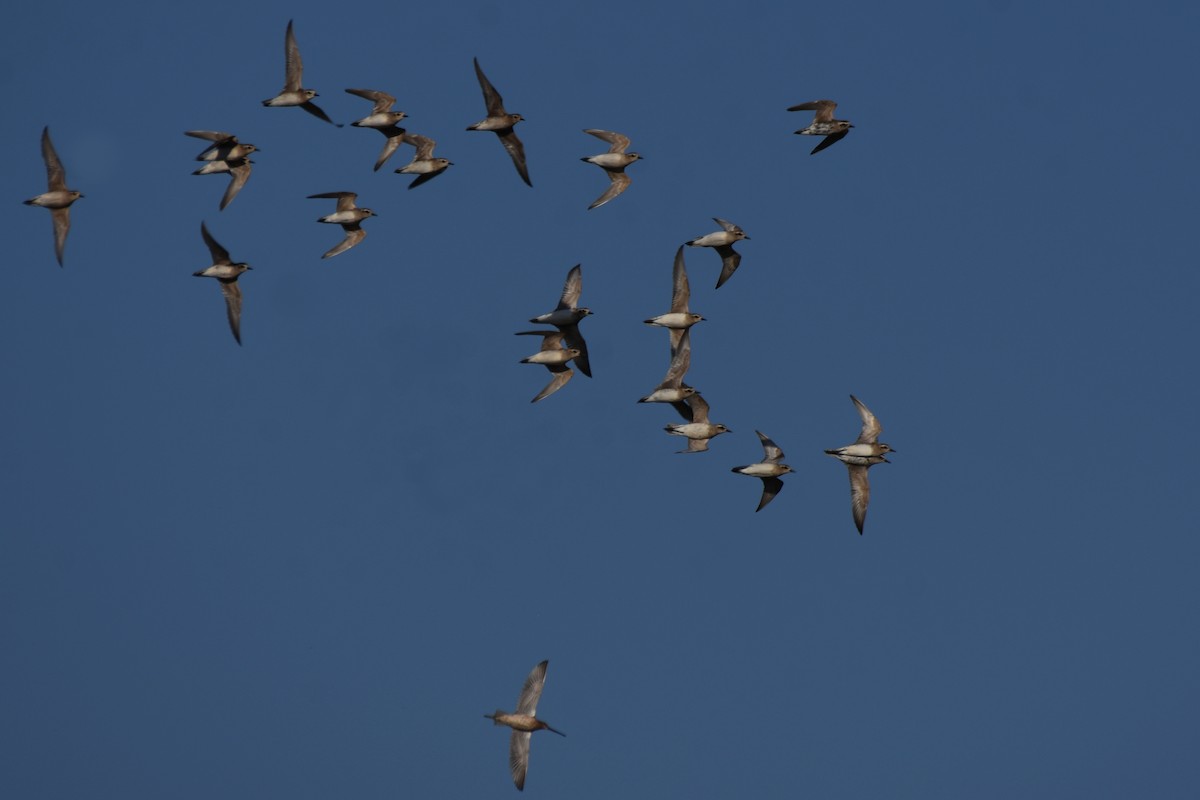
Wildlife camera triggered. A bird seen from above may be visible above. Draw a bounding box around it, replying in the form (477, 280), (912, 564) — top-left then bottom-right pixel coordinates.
(193, 222), (252, 346)
(686, 217), (750, 289)
(825, 394), (895, 533)
(23, 126), (83, 267)
(515, 330), (579, 403)
(345, 88), (408, 171)
(580, 128), (642, 210)
(308, 192), (376, 259)
(262, 20), (339, 126)
(732, 430), (795, 512)
(467, 58), (531, 186)
(529, 264), (593, 377)
(484, 660), (565, 791)
(788, 99), (853, 154)
(394, 133), (453, 189)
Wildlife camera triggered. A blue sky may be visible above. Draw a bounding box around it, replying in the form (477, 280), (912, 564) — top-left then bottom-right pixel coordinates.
(3, 1), (1199, 797)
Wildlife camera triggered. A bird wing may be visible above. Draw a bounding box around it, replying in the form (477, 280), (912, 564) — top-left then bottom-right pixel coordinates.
(713, 244), (741, 289)
(344, 87), (396, 113)
(509, 730), (532, 790)
(788, 99), (837, 121)
(757, 477), (784, 512)
(498, 128), (532, 187)
(201, 221), (232, 265)
(851, 394), (882, 444)
(283, 19), (303, 91)
(516, 661), (548, 715)
(322, 226), (366, 259)
(848, 464), (871, 534)
(472, 57), (507, 116)
(583, 128), (630, 153)
(220, 279), (244, 346)
(41, 126), (67, 191)
(670, 245), (691, 313)
(757, 430), (785, 463)
(561, 324), (591, 378)
(51, 207), (71, 267)
(184, 130), (236, 144)
(687, 392), (711, 425)
(373, 130), (406, 171)
(810, 129), (849, 155)
(556, 264), (583, 310)
(713, 217), (742, 234)
(588, 170), (630, 210)
(218, 160), (252, 211)
(403, 133), (436, 160)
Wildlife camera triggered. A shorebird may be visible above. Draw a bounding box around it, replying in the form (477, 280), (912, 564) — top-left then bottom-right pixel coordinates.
(686, 217), (750, 289)
(788, 99), (853, 154)
(262, 20), (339, 126)
(825, 394), (895, 534)
(394, 133), (453, 189)
(192, 157), (253, 211)
(529, 264), (592, 377)
(193, 222), (252, 345)
(644, 245), (704, 356)
(515, 330), (579, 403)
(638, 326), (697, 421)
(484, 660), (565, 791)
(467, 58), (530, 186)
(732, 431), (795, 512)
(23, 126), (83, 267)
(345, 88), (407, 171)
(307, 192), (376, 259)
(665, 393), (730, 453)
(580, 129), (642, 210)
(184, 130), (258, 162)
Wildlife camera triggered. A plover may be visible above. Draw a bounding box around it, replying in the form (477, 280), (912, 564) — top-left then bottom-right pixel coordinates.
(686, 218), (749, 289)
(638, 327), (697, 421)
(193, 222), (252, 345)
(788, 99), (853, 154)
(825, 394), (895, 534)
(394, 132), (453, 189)
(23, 126), (83, 267)
(515, 330), (579, 403)
(484, 660), (565, 791)
(467, 58), (530, 186)
(345, 88), (407, 171)
(307, 192), (375, 259)
(732, 431), (795, 512)
(664, 393), (730, 453)
(580, 129), (642, 210)
(192, 156), (253, 211)
(262, 20), (339, 126)
(644, 245), (705, 355)
(529, 264), (592, 377)
(185, 130), (258, 162)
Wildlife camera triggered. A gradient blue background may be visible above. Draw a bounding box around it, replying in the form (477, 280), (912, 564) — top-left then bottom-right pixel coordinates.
(3, 1), (1198, 797)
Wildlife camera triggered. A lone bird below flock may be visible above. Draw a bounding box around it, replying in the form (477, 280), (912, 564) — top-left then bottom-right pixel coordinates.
(788, 99), (853, 154)
(484, 660), (565, 791)
(824, 394), (894, 533)
(193, 222), (252, 345)
(307, 191), (376, 258)
(23, 126), (83, 267)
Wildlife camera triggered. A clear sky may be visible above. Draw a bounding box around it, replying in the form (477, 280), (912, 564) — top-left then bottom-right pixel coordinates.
(3, 1), (1199, 797)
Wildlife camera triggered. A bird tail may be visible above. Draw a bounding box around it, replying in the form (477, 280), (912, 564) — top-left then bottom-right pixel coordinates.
(484, 710), (505, 725)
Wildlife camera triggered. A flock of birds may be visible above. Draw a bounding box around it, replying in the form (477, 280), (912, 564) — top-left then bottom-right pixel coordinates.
(20, 17), (894, 791)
